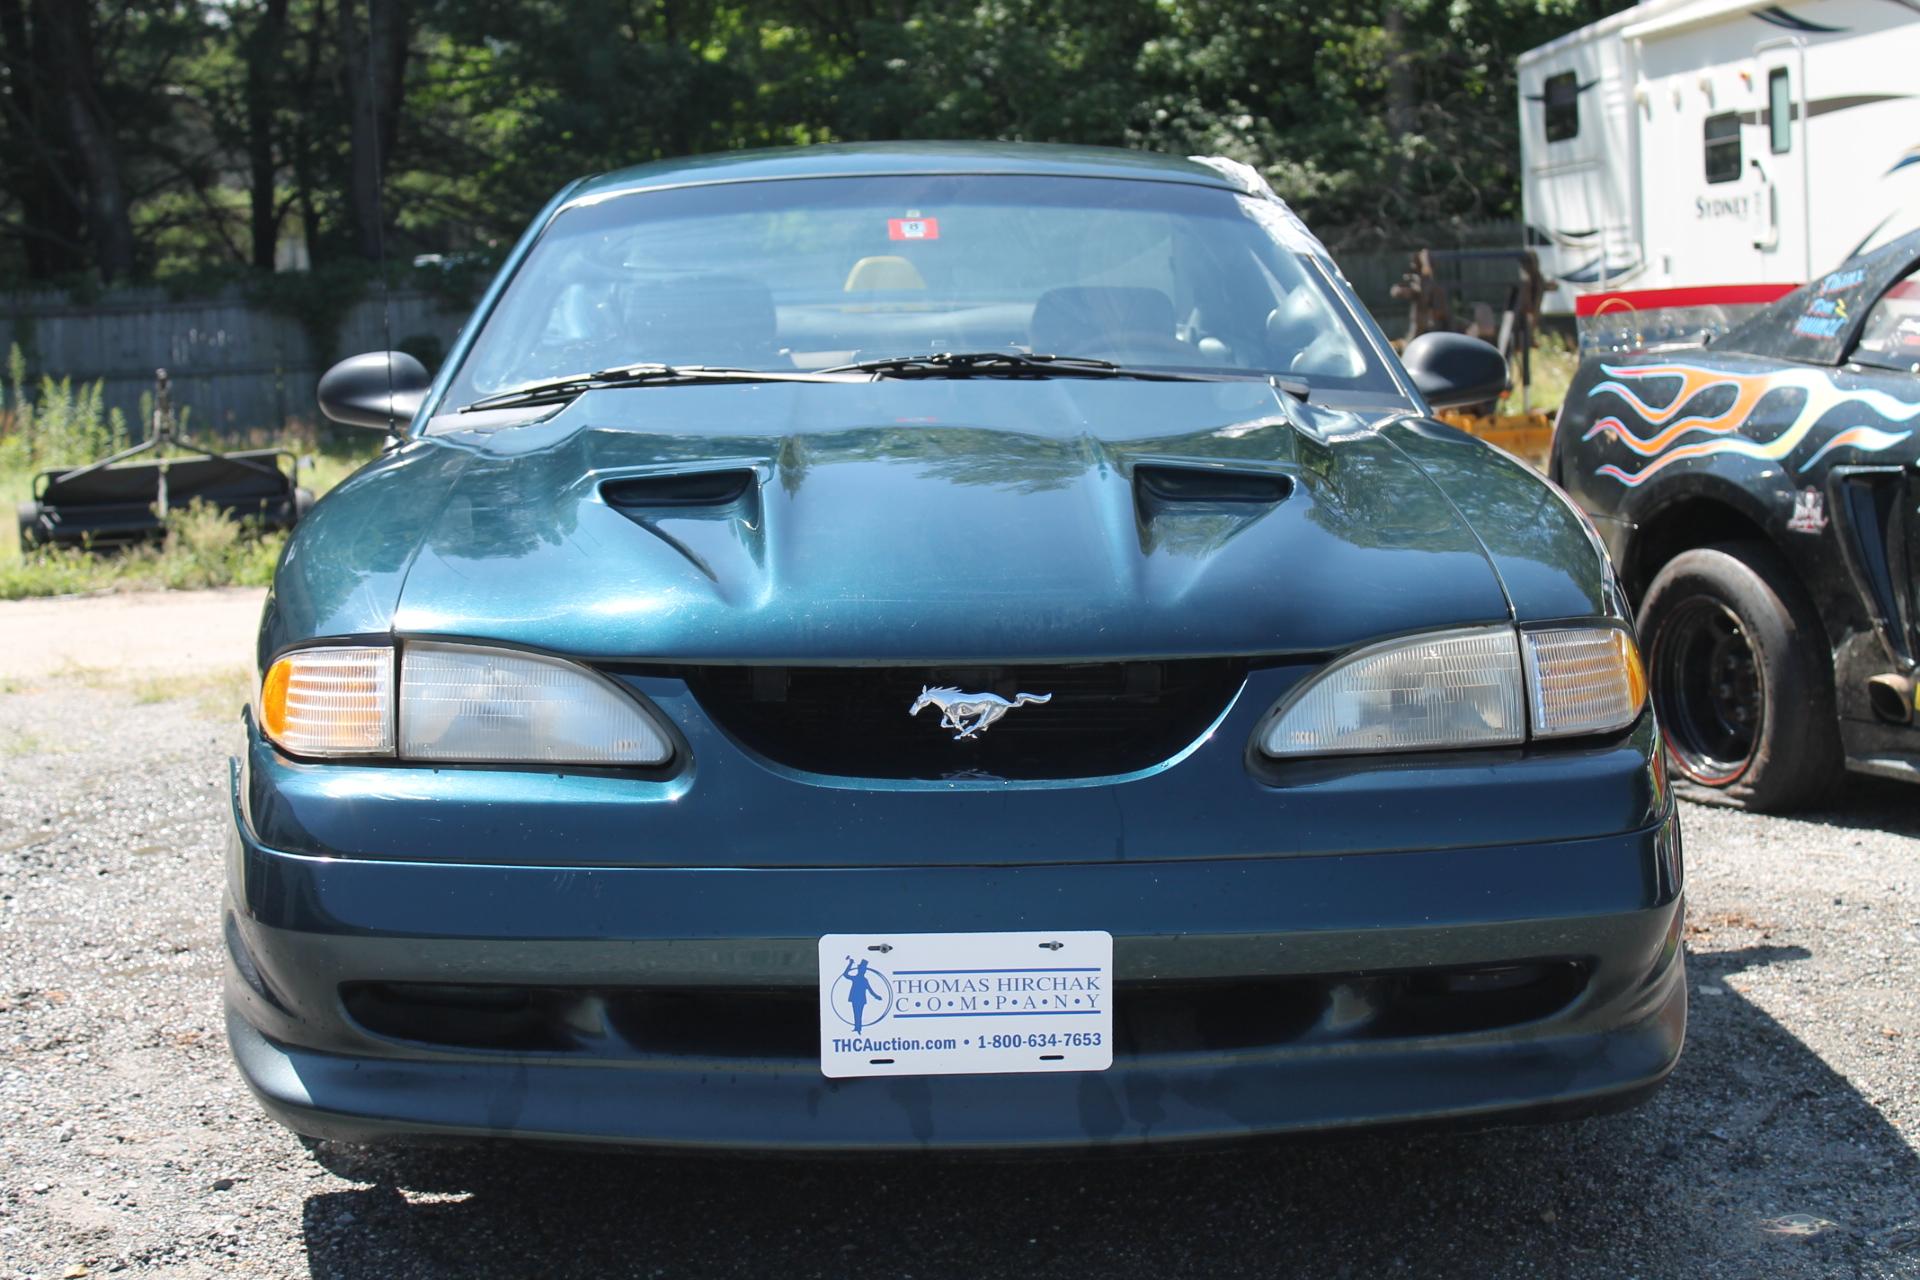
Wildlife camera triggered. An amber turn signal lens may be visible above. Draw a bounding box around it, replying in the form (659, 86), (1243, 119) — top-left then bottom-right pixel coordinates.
(258, 659), (293, 742)
(1522, 626), (1648, 739)
(258, 646), (394, 757)
(1623, 632), (1648, 713)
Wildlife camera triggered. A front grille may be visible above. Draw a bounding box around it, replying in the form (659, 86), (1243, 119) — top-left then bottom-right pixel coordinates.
(671, 660), (1248, 779)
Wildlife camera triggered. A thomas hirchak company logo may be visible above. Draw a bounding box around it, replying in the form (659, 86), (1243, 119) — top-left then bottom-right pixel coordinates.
(829, 956), (894, 1034)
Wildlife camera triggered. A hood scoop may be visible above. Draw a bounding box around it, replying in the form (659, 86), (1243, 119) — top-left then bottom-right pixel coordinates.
(1132, 462), (1293, 557)
(602, 467), (757, 511)
(1133, 463), (1293, 509)
(598, 466), (764, 593)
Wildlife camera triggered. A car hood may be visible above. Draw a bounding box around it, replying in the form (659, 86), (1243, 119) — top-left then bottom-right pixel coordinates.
(393, 380), (1513, 661)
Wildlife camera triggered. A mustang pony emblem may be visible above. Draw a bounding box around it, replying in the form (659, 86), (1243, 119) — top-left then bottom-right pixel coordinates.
(908, 686), (1052, 740)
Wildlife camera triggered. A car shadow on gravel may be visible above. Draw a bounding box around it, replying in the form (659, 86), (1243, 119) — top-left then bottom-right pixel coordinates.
(294, 949), (1920, 1280)
(1679, 775), (1920, 837)
(1785, 775), (1920, 838)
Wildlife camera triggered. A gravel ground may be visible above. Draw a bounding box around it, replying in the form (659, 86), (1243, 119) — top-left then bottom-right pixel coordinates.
(1, 671), (1916, 1279)
(0, 590), (262, 679)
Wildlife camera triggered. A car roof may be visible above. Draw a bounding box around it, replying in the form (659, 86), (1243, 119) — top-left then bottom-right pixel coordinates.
(565, 142), (1248, 206)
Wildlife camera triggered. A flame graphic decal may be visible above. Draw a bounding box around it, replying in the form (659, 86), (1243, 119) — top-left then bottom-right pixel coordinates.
(1585, 362), (1920, 486)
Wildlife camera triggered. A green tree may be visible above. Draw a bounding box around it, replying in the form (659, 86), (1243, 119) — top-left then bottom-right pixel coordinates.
(0, 0), (1633, 285)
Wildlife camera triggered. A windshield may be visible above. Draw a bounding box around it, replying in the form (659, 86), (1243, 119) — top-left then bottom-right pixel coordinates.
(443, 174), (1396, 407)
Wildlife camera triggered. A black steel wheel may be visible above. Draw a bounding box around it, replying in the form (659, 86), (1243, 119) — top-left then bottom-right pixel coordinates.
(1638, 540), (1841, 812)
(1653, 597), (1761, 783)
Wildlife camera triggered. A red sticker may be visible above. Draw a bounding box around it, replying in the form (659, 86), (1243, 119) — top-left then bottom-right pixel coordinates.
(888, 217), (940, 241)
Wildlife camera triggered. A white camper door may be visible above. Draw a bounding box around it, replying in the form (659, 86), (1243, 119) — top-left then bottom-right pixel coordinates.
(1751, 44), (1811, 284)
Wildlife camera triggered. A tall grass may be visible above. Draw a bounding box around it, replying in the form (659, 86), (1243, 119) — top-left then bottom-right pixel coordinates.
(0, 343), (138, 472)
(0, 499), (288, 601)
(1508, 330), (1578, 415)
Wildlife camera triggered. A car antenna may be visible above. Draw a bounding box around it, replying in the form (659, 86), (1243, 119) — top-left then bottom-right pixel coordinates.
(358, 3), (396, 433)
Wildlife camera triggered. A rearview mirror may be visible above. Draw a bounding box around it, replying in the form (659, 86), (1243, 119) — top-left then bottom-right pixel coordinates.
(1400, 332), (1509, 411)
(317, 351), (431, 432)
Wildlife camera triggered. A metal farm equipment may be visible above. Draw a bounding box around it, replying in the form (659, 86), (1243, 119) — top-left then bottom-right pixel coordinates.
(16, 369), (311, 552)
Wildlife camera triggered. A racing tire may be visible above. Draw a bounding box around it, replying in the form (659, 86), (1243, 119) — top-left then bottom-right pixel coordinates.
(15, 500), (42, 551)
(1637, 540), (1842, 812)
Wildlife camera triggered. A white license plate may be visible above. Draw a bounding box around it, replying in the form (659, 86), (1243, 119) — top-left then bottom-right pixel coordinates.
(818, 931), (1114, 1079)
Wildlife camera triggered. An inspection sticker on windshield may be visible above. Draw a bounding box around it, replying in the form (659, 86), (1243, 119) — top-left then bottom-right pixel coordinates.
(887, 216), (939, 240)
(819, 931), (1112, 1078)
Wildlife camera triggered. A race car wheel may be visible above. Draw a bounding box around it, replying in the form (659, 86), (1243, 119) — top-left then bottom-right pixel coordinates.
(1638, 540), (1842, 812)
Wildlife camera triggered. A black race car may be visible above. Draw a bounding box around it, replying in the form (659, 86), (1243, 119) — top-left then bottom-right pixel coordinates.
(1552, 229), (1920, 811)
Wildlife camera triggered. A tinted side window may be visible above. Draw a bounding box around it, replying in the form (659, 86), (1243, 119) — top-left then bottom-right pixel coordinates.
(1853, 274), (1920, 372)
(1704, 112), (1742, 183)
(1768, 69), (1792, 154)
(1544, 72), (1580, 142)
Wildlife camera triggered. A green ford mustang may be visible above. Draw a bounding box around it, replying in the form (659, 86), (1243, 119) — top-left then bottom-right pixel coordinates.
(224, 142), (1682, 1151)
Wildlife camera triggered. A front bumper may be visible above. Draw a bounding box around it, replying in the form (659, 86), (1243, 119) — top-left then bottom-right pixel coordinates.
(224, 753), (1685, 1151)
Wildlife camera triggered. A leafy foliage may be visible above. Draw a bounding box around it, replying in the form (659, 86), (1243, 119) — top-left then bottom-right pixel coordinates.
(0, 1), (1627, 287)
(0, 344), (130, 470)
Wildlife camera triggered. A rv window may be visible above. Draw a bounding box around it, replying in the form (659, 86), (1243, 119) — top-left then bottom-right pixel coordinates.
(1768, 69), (1792, 154)
(1544, 72), (1580, 142)
(1704, 112), (1742, 184)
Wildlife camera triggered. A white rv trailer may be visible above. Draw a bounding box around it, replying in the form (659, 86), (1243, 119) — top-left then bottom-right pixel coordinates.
(1519, 0), (1920, 316)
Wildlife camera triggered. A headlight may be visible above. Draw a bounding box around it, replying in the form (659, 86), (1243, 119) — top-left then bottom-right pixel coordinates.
(1257, 625), (1525, 757)
(398, 642), (672, 765)
(1255, 623), (1645, 758)
(259, 642), (672, 766)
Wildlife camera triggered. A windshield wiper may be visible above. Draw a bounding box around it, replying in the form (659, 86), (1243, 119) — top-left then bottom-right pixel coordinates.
(460, 364), (862, 412)
(461, 350), (1290, 413)
(815, 351), (1223, 382)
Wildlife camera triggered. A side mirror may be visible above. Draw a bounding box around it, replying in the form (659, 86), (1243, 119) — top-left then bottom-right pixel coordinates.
(1401, 332), (1509, 411)
(317, 351), (431, 431)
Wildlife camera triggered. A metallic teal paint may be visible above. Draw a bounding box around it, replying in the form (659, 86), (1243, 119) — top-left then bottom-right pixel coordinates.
(1384, 417), (1615, 622)
(387, 381), (1513, 664)
(230, 144), (1680, 1150)
(282, 381), (1611, 666)
(240, 686), (1666, 868)
(258, 441), (471, 667)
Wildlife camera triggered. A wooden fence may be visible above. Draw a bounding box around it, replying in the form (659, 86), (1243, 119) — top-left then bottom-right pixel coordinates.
(0, 286), (470, 439)
(1329, 220), (1531, 341)
(0, 221), (1528, 438)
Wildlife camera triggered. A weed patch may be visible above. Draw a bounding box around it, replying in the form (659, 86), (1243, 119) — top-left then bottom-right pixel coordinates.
(2, 729), (63, 757)
(1510, 333), (1578, 415)
(130, 666), (253, 718)
(0, 502), (289, 601)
